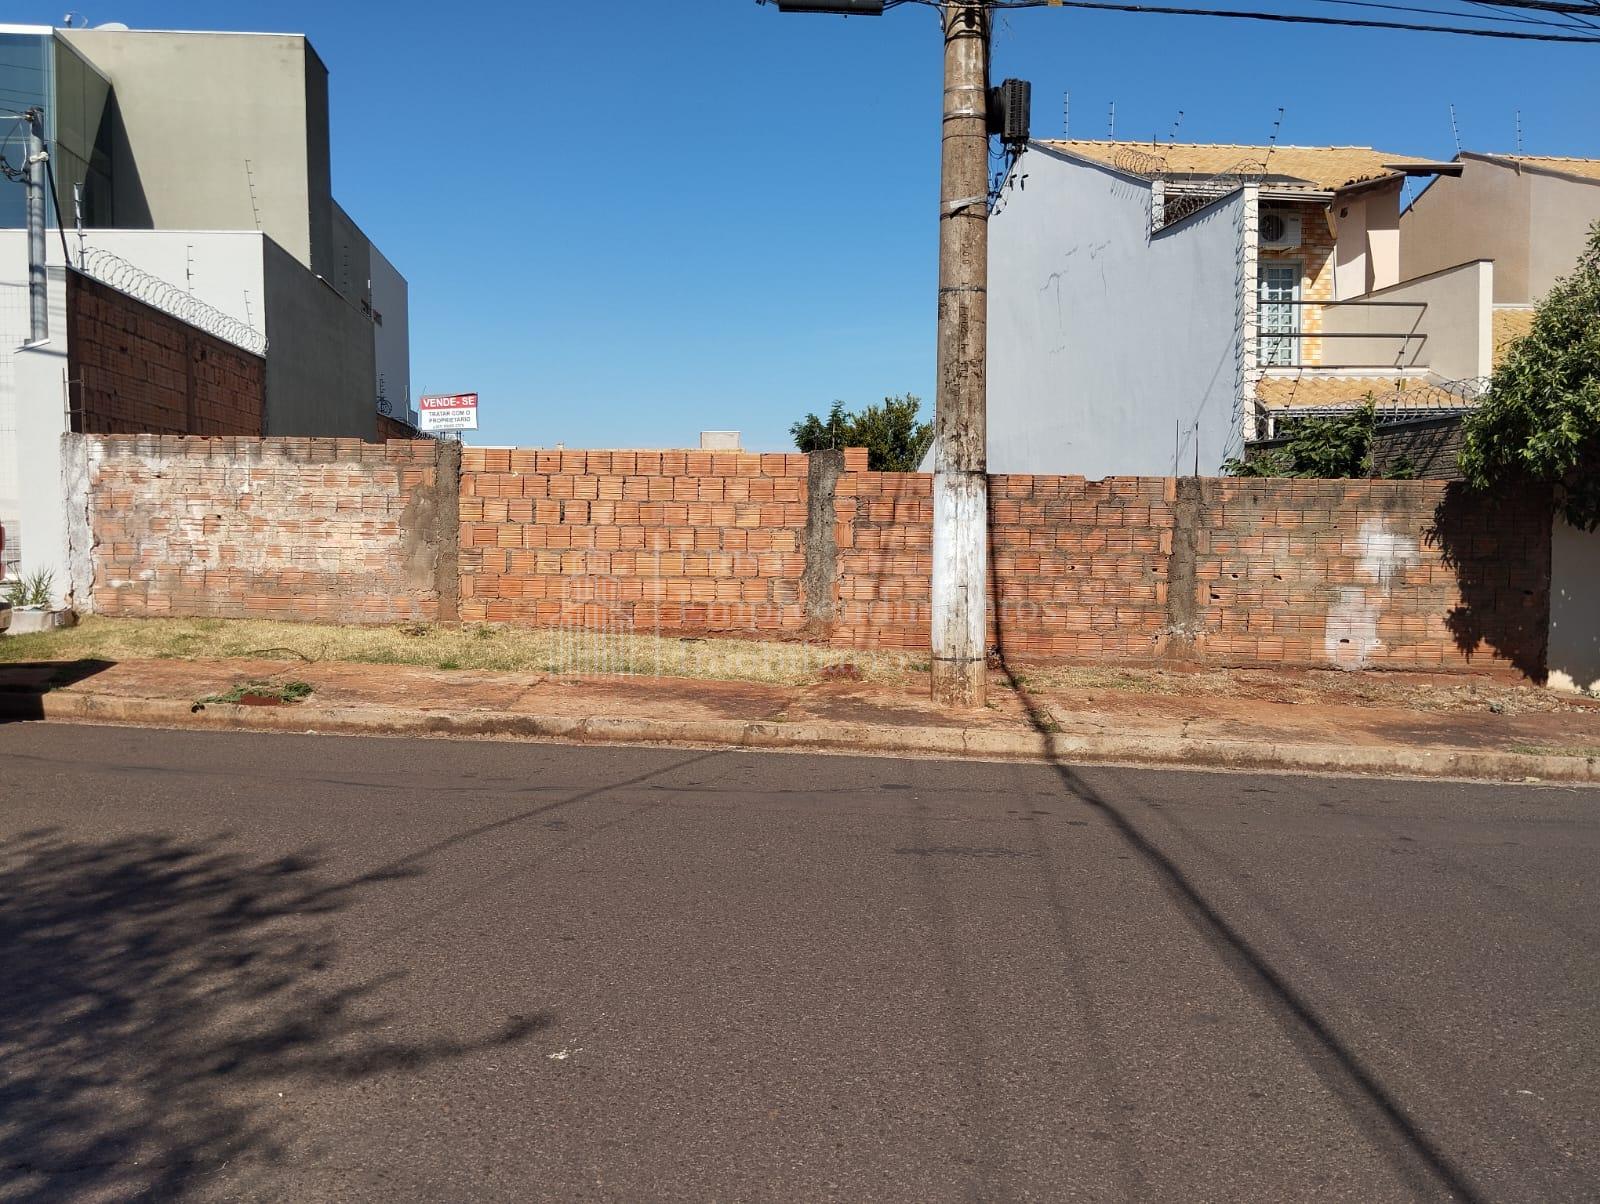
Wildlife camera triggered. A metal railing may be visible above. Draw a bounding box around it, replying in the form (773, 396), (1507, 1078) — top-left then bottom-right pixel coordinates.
(1257, 298), (1429, 369)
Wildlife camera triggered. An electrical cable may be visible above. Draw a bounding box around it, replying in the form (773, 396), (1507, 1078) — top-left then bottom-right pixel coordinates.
(981, 0), (1600, 41)
(1460, 0), (1600, 31)
(893, 0), (1600, 40)
(42, 141), (76, 267)
(1308, 0), (1598, 27)
(1463, 1), (1599, 33)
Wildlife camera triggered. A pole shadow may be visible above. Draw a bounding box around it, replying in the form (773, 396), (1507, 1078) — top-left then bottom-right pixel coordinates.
(984, 515), (1484, 1203)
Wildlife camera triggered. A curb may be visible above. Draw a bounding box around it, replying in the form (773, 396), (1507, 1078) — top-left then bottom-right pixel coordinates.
(4, 688), (1597, 784)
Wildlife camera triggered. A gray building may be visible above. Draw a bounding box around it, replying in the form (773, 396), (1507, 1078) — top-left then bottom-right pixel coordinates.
(0, 22), (410, 439)
(1, 21), (411, 599)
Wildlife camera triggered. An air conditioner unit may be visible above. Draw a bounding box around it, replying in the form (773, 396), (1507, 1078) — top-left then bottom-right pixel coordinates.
(1259, 210), (1302, 249)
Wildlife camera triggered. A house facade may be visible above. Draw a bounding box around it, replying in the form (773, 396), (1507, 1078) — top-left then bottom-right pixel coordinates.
(984, 139), (1600, 477)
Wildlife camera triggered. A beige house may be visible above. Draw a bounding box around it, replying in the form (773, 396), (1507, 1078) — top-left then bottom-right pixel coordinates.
(1032, 141), (1600, 444)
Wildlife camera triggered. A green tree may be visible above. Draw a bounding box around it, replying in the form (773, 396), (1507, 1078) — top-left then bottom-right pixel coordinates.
(1224, 402), (1413, 479)
(789, 394), (934, 472)
(1460, 222), (1600, 530)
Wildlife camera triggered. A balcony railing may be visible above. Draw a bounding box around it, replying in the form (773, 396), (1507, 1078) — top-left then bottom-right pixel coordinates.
(1256, 298), (1429, 370)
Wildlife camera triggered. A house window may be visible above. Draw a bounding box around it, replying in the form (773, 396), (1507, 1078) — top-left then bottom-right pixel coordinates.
(1259, 261), (1301, 366)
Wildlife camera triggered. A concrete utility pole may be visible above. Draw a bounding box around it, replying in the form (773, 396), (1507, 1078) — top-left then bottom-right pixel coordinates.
(769, 0), (992, 708)
(25, 107), (48, 343)
(930, 0), (990, 708)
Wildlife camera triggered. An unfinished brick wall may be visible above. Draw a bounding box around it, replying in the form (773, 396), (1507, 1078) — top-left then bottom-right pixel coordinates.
(457, 448), (811, 632)
(1189, 478), (1548, 677)
(85, 436), (455, 623)
(76, 438), (1552, 680)
(376, 413), (424, 441)
(832, 470), (1549, 677)
(67, 271), (264, 437)
(834, 471), (1176, 659)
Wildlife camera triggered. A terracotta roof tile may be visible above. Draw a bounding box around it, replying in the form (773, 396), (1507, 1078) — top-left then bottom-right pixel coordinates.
(1256, 375), (1432, 409)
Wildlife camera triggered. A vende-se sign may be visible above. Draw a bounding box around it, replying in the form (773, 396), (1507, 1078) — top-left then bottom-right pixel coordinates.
(418, 392), (479, 432)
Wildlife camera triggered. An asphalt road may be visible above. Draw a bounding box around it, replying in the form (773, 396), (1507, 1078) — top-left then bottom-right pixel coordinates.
(1, 723), (1595, 1202)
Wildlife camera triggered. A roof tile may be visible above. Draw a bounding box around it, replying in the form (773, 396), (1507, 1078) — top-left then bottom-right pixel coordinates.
(1042, 140), (1428, 191)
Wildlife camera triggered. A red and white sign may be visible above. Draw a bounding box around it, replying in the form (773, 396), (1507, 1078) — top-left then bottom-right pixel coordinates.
(417, 392), (479, 433)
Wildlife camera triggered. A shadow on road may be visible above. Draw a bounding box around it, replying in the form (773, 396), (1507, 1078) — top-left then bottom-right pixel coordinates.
(0, 660), (117, 724)
(0, 827), (548, 1201)
(984, 533), (1485, 1204)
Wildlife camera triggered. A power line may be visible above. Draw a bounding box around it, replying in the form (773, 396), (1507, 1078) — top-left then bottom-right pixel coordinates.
(974, 0), (1600, 41)
(1306, 0), (1600, 28)
(1459, 0), (1598, 33)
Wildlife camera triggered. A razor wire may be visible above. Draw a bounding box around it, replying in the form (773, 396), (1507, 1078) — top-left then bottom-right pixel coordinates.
(1109, 147), (1274, 225)
(1266, 374), (1491, 421)
(75, 247), (268, 357)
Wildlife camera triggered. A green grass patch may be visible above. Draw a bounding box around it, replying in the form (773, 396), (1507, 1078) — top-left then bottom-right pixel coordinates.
(199, 680), (314, 705)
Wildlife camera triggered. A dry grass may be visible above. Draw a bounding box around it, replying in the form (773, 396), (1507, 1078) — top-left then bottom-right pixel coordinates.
(0, 616), (919, 687)
(3, 617), (1585, 712)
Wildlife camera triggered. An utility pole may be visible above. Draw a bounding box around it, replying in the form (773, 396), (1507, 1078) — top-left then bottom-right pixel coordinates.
(25, 107), (48, 343)
(931, 0), (989, 708)
(769, 0), (991, 707)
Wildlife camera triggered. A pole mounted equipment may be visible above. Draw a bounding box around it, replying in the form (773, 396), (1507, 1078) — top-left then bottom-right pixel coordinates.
(988, 78), (1032, 146)
(771, 0), (887, 12)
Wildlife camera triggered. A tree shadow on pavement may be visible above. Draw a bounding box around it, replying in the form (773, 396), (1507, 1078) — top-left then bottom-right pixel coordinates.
(984, 530), (1486, 1204)
(0, 828), (549, 1201)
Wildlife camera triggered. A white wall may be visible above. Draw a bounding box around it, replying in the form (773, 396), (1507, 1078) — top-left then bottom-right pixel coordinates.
(1549, 518), (1600, 695)
(0, 230), (266, 602)
(986, 148), (1247, 476)
(68, 228), (269, 330)
(0, 257), (71, 603)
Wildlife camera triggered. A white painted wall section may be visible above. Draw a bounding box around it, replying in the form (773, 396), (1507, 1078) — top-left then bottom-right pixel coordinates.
(1548, 519), (1600, 694)
(986, 147), (1246, 477)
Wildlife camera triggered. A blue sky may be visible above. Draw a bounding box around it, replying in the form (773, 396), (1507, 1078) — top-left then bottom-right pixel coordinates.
(14, 0), (1599, 448)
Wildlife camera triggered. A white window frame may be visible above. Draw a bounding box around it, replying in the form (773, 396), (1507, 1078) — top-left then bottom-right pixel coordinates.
(1258, 259), (1302, 367)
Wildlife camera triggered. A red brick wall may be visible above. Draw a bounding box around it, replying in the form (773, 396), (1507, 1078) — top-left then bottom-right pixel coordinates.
(1189, 478), (1548, 677)
(79, 438), (1550, 679)
(376, 414), (424, 441)
(68, 271), (264, 437)
(87, 436), (452, 623)
(835, 468), (1173, 659)
(833, 470), (1548, 677)
(457, 447), (810, 632)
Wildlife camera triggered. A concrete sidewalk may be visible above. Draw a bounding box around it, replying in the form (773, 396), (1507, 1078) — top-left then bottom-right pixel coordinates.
(3, 654), (1599, 783)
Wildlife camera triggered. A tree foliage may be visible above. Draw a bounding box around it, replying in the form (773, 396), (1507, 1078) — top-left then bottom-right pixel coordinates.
(1460, 222), (1600, 530)
(1223, 403), (1414, 480)
(790, 394), (934, 473)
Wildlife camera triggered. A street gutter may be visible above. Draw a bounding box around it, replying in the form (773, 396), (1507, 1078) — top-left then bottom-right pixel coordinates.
(3, 688), (1596, 785)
